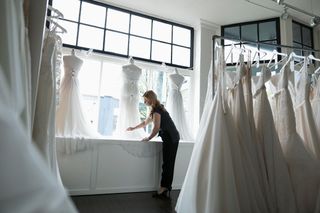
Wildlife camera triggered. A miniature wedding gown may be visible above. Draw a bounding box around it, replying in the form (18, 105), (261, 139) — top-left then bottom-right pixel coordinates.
(166, 70), (193, 140)
(56, 54), (97, 138)
(270, 64), (320, 213)
(114, 60), (146, 139)
(252, 65), (297, 213)
(294, 62), (320, 159)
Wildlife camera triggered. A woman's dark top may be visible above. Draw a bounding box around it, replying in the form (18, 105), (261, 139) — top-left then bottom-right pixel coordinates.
(153, 106), (180, 142)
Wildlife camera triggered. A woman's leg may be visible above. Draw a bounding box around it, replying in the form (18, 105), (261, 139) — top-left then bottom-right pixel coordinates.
(160, 139), (179, 190)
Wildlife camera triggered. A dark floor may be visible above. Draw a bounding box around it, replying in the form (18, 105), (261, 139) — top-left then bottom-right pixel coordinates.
(71, 190), (180, 213)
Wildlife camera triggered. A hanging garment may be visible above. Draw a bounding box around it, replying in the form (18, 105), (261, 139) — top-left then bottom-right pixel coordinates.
(166, 72), (193, 140)
(55, 54), (98, 138)
(115, 61), (146, 139)
(228, 62), (269, 213)
(176, 51), (242, 213)
(294, 62), (320, 159)
(311, 76), (320, 134)
(270, 64), (320, 213)
(253, 65), (297, 213)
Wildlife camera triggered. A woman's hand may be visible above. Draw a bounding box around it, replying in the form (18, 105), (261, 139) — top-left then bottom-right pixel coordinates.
(126, 127), (134, 131)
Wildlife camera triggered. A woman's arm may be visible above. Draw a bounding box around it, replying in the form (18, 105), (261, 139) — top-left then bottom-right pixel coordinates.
(126, 116), (152, 131)
(142, 112), (160, 141)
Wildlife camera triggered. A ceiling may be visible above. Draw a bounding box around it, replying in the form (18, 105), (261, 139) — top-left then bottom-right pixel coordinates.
(101, 0), (320, 28)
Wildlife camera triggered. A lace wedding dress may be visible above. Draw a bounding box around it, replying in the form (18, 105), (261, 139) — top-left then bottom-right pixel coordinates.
(166, 71), (193, 140)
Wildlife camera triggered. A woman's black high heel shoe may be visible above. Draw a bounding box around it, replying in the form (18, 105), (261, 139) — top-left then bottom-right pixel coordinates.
(152, 188), (171, 199)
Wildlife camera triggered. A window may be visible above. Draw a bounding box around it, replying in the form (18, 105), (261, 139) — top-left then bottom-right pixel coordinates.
(222, 18), (280, 64)
(51, 0), (194, 69)
(292, 21), (314, 56)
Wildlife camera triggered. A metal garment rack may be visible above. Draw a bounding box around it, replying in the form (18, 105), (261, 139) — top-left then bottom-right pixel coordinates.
(211, 34), (320, 97)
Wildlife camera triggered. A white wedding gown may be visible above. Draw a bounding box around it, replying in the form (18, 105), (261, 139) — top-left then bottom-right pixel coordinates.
(115, 62), (145, 139)
(166, 73), (193, 140)
(56, 54), (97, 138)
(311, 76), (320, 134)
(294, 62), (320, 159)
(270, 64), (320, 213)
(252, 65), (297, 213)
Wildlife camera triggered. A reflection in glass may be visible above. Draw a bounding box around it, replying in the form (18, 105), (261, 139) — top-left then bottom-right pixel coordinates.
(106, 9), (130, 33)
(52, 0), (80, 21)
(259, 21), (277, 41)
(224, 26), (240, 39)
(80, 2), (106, 27)
(130, 15), (151, 38)
(78, 25), (104, 50)
(292, 22), (301, 43)
(105, 31), (128, 55)
(59, 20), (78, 45)
(302, 27), (312, 47)
(153, 21), (172, 43)
(151, 41), (171, 63)
(241, 24), (257, 41)
(173, 26), (191, 47)
(129, 36), (150, 59)
(172, 46), (190, 67)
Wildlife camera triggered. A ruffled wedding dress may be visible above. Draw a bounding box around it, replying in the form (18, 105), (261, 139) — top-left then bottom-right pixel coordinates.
(270, 64), (320, 213)
(56, 54), (97, 138)
(252, 65), (297, 213)
(166, 72), (193, 140)
(115, 61), (146, 139)
(294, 62), (320, 159)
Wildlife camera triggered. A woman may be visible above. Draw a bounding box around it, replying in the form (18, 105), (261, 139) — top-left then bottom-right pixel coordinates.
(127, 90), (180, 198)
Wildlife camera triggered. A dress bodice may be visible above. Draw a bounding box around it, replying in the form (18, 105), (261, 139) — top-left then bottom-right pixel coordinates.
(63, 55), (83, 79)
(121, 64), (142, 101)
(122, 64), (142, 81)
(294, 66), (310, 106)
(168, 74), (184, 91)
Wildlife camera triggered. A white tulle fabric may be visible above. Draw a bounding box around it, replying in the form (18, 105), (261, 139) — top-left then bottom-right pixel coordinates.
(166, 73), (193, 140)
(270, 64), (320, 213)
(56, 55), (98, 138)
(115, 63), (146, 139)
(293, 62), (320, 159)
(176, 51), (242, 213)
(252, 65), (297, 213)
(311, 76), (320, 134)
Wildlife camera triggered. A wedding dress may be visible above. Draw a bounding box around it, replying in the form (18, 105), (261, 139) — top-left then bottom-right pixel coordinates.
(176, 51), (242, 213)
(56, 54), (97, 138)
(311, 76), (320, 134)
(252, 65), (297, 213)
(294, 62), (320, 159)
(115, 59), (145, 139)
(166, 69), (193, 140)
(270, 64), (320, 213)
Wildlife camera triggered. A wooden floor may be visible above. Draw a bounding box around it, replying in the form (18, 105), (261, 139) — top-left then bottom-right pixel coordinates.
(71, 190), (180, 213)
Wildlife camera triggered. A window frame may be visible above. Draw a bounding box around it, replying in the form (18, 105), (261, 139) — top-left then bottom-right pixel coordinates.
(50, 0), (194, 69)
(292, 20), (314, 56)
(221, 17), (281, 66)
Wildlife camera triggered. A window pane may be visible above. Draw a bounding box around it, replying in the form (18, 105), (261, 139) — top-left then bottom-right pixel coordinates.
(106, 9), (130, 33)
(78, 25), (104, 50)
(80, 2), (106, 27)
(59, 20), (78, 45)
(172, 46), (190, 67)
(78, 59), (101, 96)
(152, 21), (172, 43)
(130, 15), (151, 38)
(259, 21), (277, 41)
(105, 31), (128, 55)
(259, 41), (277, 61)
(129, 36), (150, 59)
(293, 22), (301, 43)
(151, 41), (171, 63)
(241, 24), (257, 41)
(293, 42), (303, 56)
(173, 26), (191, 47)
(224, 26), (240, 39)
(302, 27), (312, 47)
(52, 0), (80, 21)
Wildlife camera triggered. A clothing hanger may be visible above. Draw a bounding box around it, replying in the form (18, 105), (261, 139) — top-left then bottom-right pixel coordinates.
(46, 16), (67, 34)
(47, 5), (64, 19)
(267, 50), (288, 70)
(308, 54), (320, 74)
(251, 49), (267, 68)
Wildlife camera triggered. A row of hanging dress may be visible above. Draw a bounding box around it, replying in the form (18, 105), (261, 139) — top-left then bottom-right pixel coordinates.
(177, 47), (320, 213)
